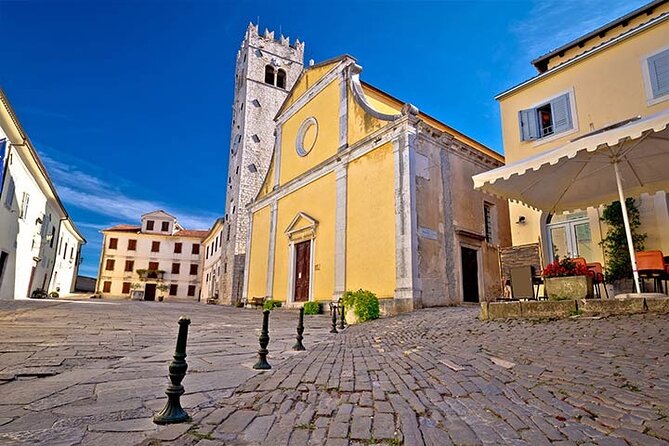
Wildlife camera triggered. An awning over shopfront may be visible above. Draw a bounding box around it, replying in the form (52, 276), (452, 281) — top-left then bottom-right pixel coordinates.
(473, 109), (669, 294)
(473, 109), (669, 212)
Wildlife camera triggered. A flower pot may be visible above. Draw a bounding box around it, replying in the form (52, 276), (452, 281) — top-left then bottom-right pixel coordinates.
(545, 276), (594, 300)
(611, 278), (635, 296)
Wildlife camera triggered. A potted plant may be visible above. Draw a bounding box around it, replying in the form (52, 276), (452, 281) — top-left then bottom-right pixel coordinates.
(156, 284), (169, 302)
(543, 257), (593, 300)
(600, 199), (646, 295)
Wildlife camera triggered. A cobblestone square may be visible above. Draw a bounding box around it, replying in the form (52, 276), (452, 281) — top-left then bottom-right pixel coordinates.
(1, 299), (668, 445)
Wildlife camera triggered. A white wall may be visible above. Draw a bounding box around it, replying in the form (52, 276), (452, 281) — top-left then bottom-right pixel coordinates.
(0, 141), (69, 298)
(49, 220), (83, 295)
(202, 226), (223, 301)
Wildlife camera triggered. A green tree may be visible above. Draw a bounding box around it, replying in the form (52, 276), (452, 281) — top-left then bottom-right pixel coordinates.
(600, 198), (646, 281)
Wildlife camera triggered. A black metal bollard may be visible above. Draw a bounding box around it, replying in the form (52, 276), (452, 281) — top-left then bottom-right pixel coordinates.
(330, 304), (338, 334)
(154, 316), (191, 424)
(292, 307), (306, 351)
(253, 310), (272, 370)
(339, 303), (346, 330)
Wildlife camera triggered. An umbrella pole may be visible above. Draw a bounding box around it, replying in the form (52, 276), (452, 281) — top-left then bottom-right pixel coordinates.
(613, 161), (641, 294)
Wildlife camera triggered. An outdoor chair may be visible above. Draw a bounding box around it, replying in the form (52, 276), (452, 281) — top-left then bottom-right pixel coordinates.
(636, 250), (669, 294)
(509, 266), (537, 300)
(586, 262), (609, 299)
(571, 257), (596, 299)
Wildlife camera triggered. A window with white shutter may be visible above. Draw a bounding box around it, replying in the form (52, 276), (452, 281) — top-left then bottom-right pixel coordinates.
(19, 192), (29, 220)
(648, 48), (669, 99)
(518, 93), (574, 141)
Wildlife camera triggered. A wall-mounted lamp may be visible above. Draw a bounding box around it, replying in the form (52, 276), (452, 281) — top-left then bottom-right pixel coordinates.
(516, 216), (526, 224)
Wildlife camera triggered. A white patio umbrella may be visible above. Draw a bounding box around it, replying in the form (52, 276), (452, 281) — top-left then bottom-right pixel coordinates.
(473, 109), (669, 294)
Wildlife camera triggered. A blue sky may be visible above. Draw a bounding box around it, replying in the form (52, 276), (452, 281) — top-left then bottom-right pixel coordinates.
(0, 0), (647, 277)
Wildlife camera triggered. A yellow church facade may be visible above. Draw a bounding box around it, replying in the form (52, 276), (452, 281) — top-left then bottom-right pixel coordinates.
(243, 56), (510, 314)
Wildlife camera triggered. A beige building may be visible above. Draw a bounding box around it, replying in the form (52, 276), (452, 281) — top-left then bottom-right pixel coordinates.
(201, 217), (224, 303)
(495, 0), (669, 267)
(96, 210), (207, 301)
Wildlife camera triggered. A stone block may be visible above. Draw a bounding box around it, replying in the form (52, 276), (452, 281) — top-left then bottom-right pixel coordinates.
(579, 297), (645, 317)
(479, 302), (489, 320)
(520, 300), (577, 319)
(545, 276), (593, 300)
(487, 301), (522, 320)
(378, 298), (419, 318)
(645, 297), (669, 314)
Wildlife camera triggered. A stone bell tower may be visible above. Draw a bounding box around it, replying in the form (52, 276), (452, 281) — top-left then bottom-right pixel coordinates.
(220, 24), (305, 304)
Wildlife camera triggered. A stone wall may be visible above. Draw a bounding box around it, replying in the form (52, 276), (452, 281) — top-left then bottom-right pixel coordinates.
(499, 243), (543, 281)
(219, 24), (304, 304)
(413, 123), (510, 306)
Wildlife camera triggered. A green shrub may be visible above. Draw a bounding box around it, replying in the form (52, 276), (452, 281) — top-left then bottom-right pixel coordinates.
(341, 289), (380, 322)
(303, 301), (321, 315)
(263, 299), (282, 311)
(600, 199), (646, 282)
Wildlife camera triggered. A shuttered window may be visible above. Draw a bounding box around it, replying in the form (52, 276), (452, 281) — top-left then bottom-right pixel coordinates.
(648, 48), (669, 99)
(519, 93), (573, 141)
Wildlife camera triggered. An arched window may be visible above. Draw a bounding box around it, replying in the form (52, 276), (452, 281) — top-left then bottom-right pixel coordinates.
(264, 65), (275, 85)
(276, 69), (286, 89)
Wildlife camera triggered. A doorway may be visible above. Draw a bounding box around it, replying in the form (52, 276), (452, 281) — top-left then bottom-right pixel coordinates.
(461, 246), (479, 303)
(293, 240), (311, 302)
(144, 283), (156, 301)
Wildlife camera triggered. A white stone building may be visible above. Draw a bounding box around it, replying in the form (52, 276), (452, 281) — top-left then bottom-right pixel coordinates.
(96, 210), (207, 301)
(0, 88), (85, 299)
(219, 24), (305, 304)
(49, 219), (86, 295)
(201, 217), (224, 303)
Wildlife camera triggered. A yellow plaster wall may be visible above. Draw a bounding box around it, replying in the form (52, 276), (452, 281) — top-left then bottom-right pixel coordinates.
(361, 86), (402, 115)
(281, 62), (339, 112)
(272, 173), (336, 301)
(257, 156), (275, 199)
(247, 205), (271, 298)
(346, 142), (396, 297)
(500, 21), (669, 163)
(279, 81), (340, 184)
(347, 89), (390, 144)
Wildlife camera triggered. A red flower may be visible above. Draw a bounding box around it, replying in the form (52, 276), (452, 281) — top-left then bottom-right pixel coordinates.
(543, 257), (589, 278)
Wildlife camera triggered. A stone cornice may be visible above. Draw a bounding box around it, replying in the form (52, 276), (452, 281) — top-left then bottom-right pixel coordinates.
(416, 122), (504, 170)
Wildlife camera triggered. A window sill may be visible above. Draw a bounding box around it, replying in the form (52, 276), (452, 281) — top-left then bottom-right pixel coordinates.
(647, 93), (669, 107)
(530, 126), (579, 148)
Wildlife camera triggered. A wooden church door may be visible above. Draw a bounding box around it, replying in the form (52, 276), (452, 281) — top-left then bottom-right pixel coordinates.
(293, 240), (311, 302)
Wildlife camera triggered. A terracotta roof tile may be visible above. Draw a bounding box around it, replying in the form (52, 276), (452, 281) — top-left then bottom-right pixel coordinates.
(103, 224), (142, 232)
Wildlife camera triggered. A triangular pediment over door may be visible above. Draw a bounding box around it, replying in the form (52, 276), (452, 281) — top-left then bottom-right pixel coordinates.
(285, 212), (318, 242)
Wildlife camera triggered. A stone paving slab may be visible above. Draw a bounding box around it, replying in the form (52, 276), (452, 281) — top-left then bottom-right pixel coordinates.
(160, 306), (669, 446)
(0, 299), (332, 446)
(2, 300), (669, 445)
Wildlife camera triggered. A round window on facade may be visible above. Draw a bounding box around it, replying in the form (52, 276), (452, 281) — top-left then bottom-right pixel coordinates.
(296, 116), (318, 157)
